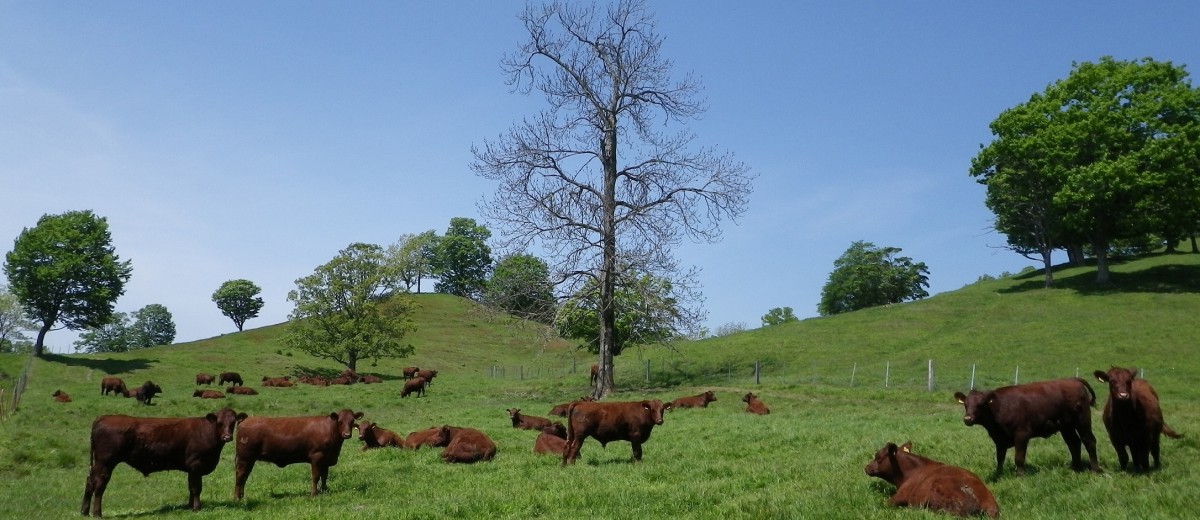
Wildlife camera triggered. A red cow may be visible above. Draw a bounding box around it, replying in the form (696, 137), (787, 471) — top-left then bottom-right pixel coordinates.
(589, 364), (599, 387)
(299, 375), (329, 386)
(81, 407), (247, 517)
(402, 366), (420, 380)
(195, 373), (215, 385)
(403, 427), (449, 450)
(507, 408), (557, 431)
(954, 377), (1100, 476)
(400, 377), (428, 398)
(227, 386), (258, 395)
(533, 423), (570, 456)
(261, 376), (294, 387)
(416, 369), (438, 385)
(1094, 367), (1183, 471)
(329, 375), (356, 385)
(670, 390), (718, 409)
(865, 441), (1000, 518)
(234, 408), (364, 499)
(100, 377), (127, 397)
(549, 396), (595, 417)
(358, 374), (383, 384)
(193, 390), (226, 399)
(562, 399), (667, 465)
(126, 381), (162, 405)
(434, 426), (496, 464)
(218, 372), (243, 387)
(358, 421), (403, 450)
(53, 389), (72, 403)
(743, 392), (770, 415)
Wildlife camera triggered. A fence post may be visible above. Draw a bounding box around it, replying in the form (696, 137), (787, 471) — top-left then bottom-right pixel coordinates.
(644, 359), (651, 384)
(885, 362), (890, 389)
(572, 357), (577, 374)
(970, 364), (976, 390)
(1013, 366), (1019, 385)
(850, 363), (857, 387)
(927, 359), (933, 391)
(755, 360), (761, 385)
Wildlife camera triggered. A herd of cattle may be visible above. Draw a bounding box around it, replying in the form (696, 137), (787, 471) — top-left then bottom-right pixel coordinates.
(68, 364), (1179, 517)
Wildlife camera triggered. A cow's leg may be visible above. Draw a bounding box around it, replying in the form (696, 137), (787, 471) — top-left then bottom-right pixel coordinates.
(1012, 435), (1031, 476)
(1061, 428), (1084, 470)
(562, 436), (580, 466)
(1131, 437), (1150, 471)
(1151, 433), (1162, 469)
(233, 458), (255, 500)
(187, 472), (203, 511)
(84, 465), (112, 517)
(992, 443), (1008, 476)
(1078, 424), (1100, 472)
(630, 441), (643, 462)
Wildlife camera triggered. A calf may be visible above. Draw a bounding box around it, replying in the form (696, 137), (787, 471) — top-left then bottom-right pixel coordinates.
(219, 372), (243, 386)
(435, 426), (497, 463)
(402, 366), (420, 380)
(358, 374), (383, 384)
(53, 389), (72, 403)
(400, 377), (428, 398)
(227, 386), (258, 395)
(100, 377), (127, 397)
(261, 376), (294, 387)
(549, 396), (595, 417)
(865, 442), (1000, 518)
(562, 399), (667, 465)
(81, 407), (247, 517)
(954, 377), (1100, 476)
(1094, 367), (1183, 471)
(127, 381), (163, 405)
(403, 426), (450, 450)
(670, 390), (718, 409)
(533, 423), (570, 456)
(507, 408), (557, 431)
(743, 392), (770, 415)
(195, 373), (215, 385)
(358, 421), (403, 450)
(193, 389), (226, 399)
(234, 408), (364, 499)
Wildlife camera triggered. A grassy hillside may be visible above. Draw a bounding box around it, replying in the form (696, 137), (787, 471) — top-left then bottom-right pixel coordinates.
(2, 258), (1198, 519)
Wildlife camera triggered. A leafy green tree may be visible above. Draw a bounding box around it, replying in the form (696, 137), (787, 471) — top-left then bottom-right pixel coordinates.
(431, 217), (492, 299)
(761, 307), (799, 327)
(130, 303), (176, 347)
(74, 312), (132, 353)
(283, 242), (416, 372)
(211, 279), (265, 331)
(4, 210), (133, 356)
(713, 321), (747, 337)
(818, 241), (930, 316)
(0, 285), (35, 353)
(485, 253), (555, 323)
(555, 272), (692, 356)
(388, 230), (439, 293)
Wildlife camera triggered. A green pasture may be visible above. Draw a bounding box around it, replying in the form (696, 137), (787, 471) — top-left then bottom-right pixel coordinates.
(1, 255), (1198, 519)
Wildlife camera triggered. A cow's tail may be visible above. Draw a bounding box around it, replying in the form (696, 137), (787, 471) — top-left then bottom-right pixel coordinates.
(1075, 377), (1097, 407)
(1162, 422), (1183, 439)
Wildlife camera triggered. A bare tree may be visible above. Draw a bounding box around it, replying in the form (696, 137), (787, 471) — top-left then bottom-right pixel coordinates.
(472, 0), (753, 397)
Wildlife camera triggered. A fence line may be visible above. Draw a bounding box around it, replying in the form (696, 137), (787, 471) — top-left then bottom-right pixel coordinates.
(1, 354), (33, 421)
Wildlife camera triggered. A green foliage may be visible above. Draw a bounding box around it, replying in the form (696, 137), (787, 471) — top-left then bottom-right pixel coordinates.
(129, 303), (175, 347)
(555, 272), (683, 356)
(0, 285), (34, 353)
(3, 210), (133, 356)
(485, 253), (555, 323)
(760, 306), (798, 327)
(713, 321), (747, 337)
(283, 242), (416, 371)
(73, 304), (176, 353)
(818, 241), (929, 316)
(431, 217), (492, 299)
(211, 279), (264, 332)
(387, 230), (438, 293)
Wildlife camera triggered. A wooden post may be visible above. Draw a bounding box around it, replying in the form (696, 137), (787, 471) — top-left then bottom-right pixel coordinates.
(644, 359), (651, 384)
(970, 363), (976, 390)
(926, 359), (933, 391)
(885, 362), (890, 388)
(755, 360), (761, 385)
(850, 363), (857, 386)
(1013, 366), (1019, 385)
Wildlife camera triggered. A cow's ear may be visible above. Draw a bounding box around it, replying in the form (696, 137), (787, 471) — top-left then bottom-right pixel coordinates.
(1128, 367), (1139, 379)
(354, 411), (365, 419)
(329, 412), (340, 421)
(886, 443), (898, 455)
(954, 392), (966, 404)
(900, 442), (913, 453)
(985, 392), (997, 405)
(1094, 370), (1109, 383)
(236, 413), (248, 423)
(206, 413), (218, 423)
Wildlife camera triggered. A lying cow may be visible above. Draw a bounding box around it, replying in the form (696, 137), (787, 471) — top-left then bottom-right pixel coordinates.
(219, 372), (243, 387)
(193, 390), (226, 399)
(234, 408), (364, 499)
(261, 376), (294, 387)
(227, 386), (258, 395)
(358, 421), (403, 450)
(126, 381), (162, 405)
(53, 389), (72, 403)
(400, 377), (428, 398)
(549, 396), (595, 417)
(954, 377), (1100, 476)
(100, 377), (127, 397)
(195, 373), (215, 385)
(533, 423), (570, 456)
(670, 390), (717, 409)
(434, 426), (496, 463)
(1094, 367), (1183, 471)
(81, 407), (246, 517)
(358, 374), (383, 384)
(743, 392), (769, 415)
(403, 427), (449, 450)
(865, 441), (1000, 518)
(507, 408), (557, 431)
(562, 399), (667, 465)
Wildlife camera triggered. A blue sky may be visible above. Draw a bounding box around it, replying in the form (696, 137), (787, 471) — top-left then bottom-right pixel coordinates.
(3, 1), (1199, 353)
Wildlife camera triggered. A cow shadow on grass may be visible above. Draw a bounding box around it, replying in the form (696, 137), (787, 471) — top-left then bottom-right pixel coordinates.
(999, 257), (1200, 295)
(41, 353), (155, 374)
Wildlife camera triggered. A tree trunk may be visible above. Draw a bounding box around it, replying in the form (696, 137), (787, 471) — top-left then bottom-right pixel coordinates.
(1093, 239), (1111, 285)
(1191, 232), (1197, 254)
(595, 122), (619, 399)
(1067, 244), (1086, 266)
(348, 350), (359, 373)
(1040, 248), (1054, 287)
(33, 322), (50, 357)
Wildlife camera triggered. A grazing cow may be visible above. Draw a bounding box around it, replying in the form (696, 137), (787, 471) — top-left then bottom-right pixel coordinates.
(435, 426), (497, 463)
(358, 374), (382, 384)
(954, 377), (1100, 476)
(507, 408), (557, 431)
(195, 373), (215, 385)
(261, 376), (294, 387)
(743, 392), (770, 415)
(670, 390), (718, 409)
(127, 381), (163, 405)
(589, 364), (599, 387)
(227, 386), (258, 395)
(403, 427), (449, 450)
(549, 396), (596, 417)
(562, 399), (667, 465)
(865, 442), (1000, 518)
(193, 390), (226, 399)
(358, 421), (403, 450)
(400, 377), (428, 398)
(100, 377), (127, 397)
(416, 369), (438, 385)
(402, 366), (420, 380)
(533, 423), (570, 456)
(1094, 367), (1183, 471)
(234, 408), (364, 499)
(219, 372), (243, 386)
(53, 389), (72, 403)
(81, 407), (247, 517)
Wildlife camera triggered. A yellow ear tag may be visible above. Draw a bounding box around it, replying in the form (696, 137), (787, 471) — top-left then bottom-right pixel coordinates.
(901, 445), (912, 453)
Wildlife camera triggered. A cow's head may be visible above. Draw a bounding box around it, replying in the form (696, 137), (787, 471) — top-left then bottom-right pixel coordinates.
(864, 442), (914, 482)
(642, 400), (667, 425)
(433, 426), (454, 447)
(506, 408), (521, 420)
(207, 407), (248, 442)
(1095, 367), (1137, 402)
(703, 391), (717, 403)
(358, 421), (377, 440)
(330, 409), (365, 439)
(954, 390), (994, 426)
(542, 423), (567, 438)
(742, 392), (758, 404)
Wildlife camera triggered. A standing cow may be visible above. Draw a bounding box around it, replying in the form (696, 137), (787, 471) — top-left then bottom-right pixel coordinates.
(234, 408), (364, 499)
(865, 441), (1000, 518)
(195, 373), (215, 385)
(219, 372), (243, 386)
(402, 366), (420, 380)
(562, 399), (667, 465)
(127, 381), (162, 405)
(81, 407), (246, 517)
(1094, 367), (1182, 471)
(401, 377), (428, 398)
(100, 377), (127, 397)
(954, 377), (1100, 476)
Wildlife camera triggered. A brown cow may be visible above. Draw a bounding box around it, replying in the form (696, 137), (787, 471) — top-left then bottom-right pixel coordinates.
(400, 377), (428, 398)
(100, 377), (127, 397)
(435, 425), (496, 463)
(234, 408), (364, 499)
(53, 389), (72, 403)
(589, 363), (599, 387)
(81, 407), (247, 517)
(299, 375), (329, 386)
(533, 423), (570, 456)
(743, 392), (770, 415)
(218, 372), (243, 386)
(329, 375), (356, 385)
(227, 386), (258, 395)
(358, 421), (403, 450)
(403, 426), (450, 450)
(126, 381), (163, 405)
(507, 408), (557, 431)
(1094, 367), (1183, 471)
(402, 366), (420, 380)
(358, 374), (383, 384)
(954, 377), (1100, 476)
(670, 390), (718, 409)
(416, 369), (438, 385)
(549, 396), (596, 417)
(195, 373), (215, 385)
(562, 399), (667, 465)
(865, 441), (1000, 518)
(193, 390), (226, 399)
(261, 376), (294, 387)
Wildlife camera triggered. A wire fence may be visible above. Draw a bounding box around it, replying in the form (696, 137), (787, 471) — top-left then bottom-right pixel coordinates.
(0, 354), (33, 421)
